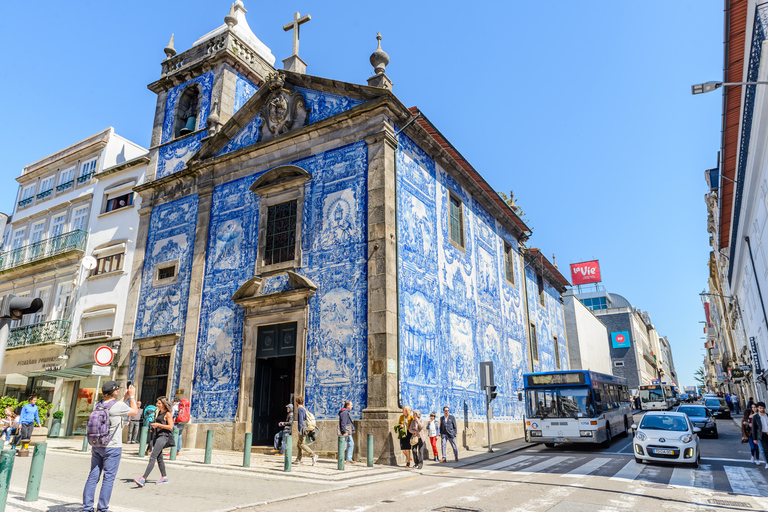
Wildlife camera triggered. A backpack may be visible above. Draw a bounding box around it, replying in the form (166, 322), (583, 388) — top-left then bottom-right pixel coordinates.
(175, 399), (190, 424)
(143, 405), (156, 426)
(87, 400), (117, 447)
(303, 407), (316, 432)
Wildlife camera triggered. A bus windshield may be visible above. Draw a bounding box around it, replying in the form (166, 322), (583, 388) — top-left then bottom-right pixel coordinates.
(526, 387), (595, 419)
(640, 389), (664, 403)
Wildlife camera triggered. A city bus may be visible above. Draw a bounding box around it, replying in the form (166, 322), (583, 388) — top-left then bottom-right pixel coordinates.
(639, 384), (675, 410)
(522, 370), (632, 446)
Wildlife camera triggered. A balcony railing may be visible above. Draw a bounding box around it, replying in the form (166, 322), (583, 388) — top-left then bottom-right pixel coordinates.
(82, 329), (113, 339)
(17, 197), (33, 209)
(56, 180), (74, 193)
(77, 172), (94, 184)
(8, 320), (71, 348)
(0, 230), (87, 272)
(36, 189), (52, 200)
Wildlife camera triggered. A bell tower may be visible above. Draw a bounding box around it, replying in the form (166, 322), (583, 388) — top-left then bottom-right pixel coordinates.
(146, 1), (275, 181)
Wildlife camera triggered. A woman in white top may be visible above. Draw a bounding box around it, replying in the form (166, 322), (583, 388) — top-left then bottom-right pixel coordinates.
(427, 412), (440, 462)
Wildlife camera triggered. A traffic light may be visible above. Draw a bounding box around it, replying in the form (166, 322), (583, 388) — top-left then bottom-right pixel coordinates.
(0, 295), (43, 320)
(486, 385), (498, 403)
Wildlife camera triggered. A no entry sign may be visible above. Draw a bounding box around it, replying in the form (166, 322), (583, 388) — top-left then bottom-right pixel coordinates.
(94, 346), (114, 366)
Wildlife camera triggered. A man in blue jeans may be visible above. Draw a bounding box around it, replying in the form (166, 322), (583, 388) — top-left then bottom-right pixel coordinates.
(338, 400), (355, 463)
(83, 381), (138, 512)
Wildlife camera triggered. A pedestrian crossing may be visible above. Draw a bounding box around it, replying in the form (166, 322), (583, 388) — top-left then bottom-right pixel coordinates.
(466, 453), (768, 497)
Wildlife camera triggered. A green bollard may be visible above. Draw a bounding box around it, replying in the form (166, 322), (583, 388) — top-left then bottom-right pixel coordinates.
(243, 432), (252, 467)
(81, 435), (89, 452)
(170, 428), (179, 461)
(0, 450), (16, 511)
(138, 426), (148, 458)
(25, 442), (47, 502)
(367, 433), (374, 467)
(204, 429), (214, 464)
(284, 434), (292, 472)
(337, 436), (345, 470)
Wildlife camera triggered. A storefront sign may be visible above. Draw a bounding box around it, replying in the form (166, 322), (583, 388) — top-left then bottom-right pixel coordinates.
(1, 345), (66, 375)
(570, 260), (602, 285)
(751, 337), (763, 374)
(611, 331), (631, 348)
(741, 365), (752, 372)
(731, 369), (746, 380)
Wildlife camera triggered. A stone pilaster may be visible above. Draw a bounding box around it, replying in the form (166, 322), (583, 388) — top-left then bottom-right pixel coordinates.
(361, 126), (402, 464)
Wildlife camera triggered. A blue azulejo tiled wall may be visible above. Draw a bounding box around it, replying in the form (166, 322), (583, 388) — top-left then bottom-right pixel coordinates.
(397, 134), (529, 422)
(191, 141), (369, 422)
(161, 71), (214, 144)
(525, 266), (568, 373)
(157, 131), (207, 180)
(132, 194), (199, 397)
(234, 72), (258, 113)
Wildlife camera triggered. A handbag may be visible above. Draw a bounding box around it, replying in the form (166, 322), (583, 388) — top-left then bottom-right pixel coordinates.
(410, 434), (419, 446)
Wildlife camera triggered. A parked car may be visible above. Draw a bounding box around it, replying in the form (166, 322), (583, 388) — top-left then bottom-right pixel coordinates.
(679, 393), (689, 402)
(676, 404), (717, 437)
(632, 411), (700, 467)
(703, 397), (731, 418)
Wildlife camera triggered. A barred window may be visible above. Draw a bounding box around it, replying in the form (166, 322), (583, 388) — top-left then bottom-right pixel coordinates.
(530, 323), (538, 362)
(264, 200), (297, 265)
(504, 242), (515, 284)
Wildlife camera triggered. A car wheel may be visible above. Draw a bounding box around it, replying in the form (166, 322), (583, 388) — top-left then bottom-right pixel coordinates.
(712, 432), (719, 439)
(544, 442), (555, 448)
(693, 452), (700, 469)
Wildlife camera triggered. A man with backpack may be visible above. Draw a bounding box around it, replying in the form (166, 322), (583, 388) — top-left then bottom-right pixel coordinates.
(173, 397), (190, 455)
(83, 381), (138, 512)
(294, 397), (318, 466)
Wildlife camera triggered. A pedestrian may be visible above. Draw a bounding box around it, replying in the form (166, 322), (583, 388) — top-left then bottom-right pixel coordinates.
(427, 412), (440, 462)
(294, 396), (318, 465)
(173, 397), (190, 455)
(748, 397), (756, 411)
(12, 396), (41, 451)
(751, 401), (768, 470)
(338, 400), (355, 463)
(396, 406), (413, 467)
(83, 381), (138, 512)
(743, 407), (760, 464)
(134, 396), (175, 486)
(439, 406), (459, 463)
(725, 393), (733, 412)
(408, 410), (428, 469)
(1, 407), (14, 444)
(273, 404), (293, 455)
(733, 394), (741, 415)
(127, 401), (143, 444)
(142, 403), (157, 455)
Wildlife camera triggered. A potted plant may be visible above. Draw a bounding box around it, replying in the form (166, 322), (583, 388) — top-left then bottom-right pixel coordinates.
(49, 410), (64, 437)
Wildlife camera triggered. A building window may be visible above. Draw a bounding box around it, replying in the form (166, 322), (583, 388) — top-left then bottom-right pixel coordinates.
(504, 242), (515, 285)
(104, 193), (133, 213)
(580, 296), (608, 311)
(53, 283), (73, 321)
(158, 266), (174, 280)
(173, 85), (201, 138)
(449, 193), (464, 248)
(530, 323), (538, 363)
(153, 260), (180, 286)
(91, 252), (123, 276)
(264, 200), (298, 266)
(11, 229), (26, 250)
(553, 336), (560, 370)
(537, 273), (546, 307)
(71, 206), (89, 232)
(80, 308), (116, 339)
(33, 288), (51, 324)
(30, 222), (45, 245)
(614, 361), (625, 367)
(49, 213), (67, 238)
(78, 158), (98, 183)
(37, 176), (55, 200)
(18, 185), (35, 208)
(57, 167), (75, 193)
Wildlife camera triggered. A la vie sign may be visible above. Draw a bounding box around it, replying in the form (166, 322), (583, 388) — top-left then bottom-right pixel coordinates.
(570, 260), (602, 285)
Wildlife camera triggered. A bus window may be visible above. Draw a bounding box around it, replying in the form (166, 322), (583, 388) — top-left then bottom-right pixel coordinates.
(526, 388), (595, 418)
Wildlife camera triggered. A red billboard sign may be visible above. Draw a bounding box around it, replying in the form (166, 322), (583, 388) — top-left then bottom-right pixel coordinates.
(570, 260), (602, 285)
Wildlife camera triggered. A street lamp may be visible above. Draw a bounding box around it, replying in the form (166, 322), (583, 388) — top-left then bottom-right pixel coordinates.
(691, 81), (768, 95)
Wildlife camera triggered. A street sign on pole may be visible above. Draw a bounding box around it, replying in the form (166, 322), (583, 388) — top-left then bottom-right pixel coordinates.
(479, 361), (495, 453)
(91, 365), (110, 377)
(94, 346), (114, 366)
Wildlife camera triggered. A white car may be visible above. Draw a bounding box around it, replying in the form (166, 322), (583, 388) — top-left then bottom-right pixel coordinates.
(632, 411), (700, 467)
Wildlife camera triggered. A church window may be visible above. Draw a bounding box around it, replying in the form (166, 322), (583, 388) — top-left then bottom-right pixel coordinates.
(153, 260), (180, 286)
(530, 323), (538, 363)
(537, 273), (546, 307)
(264, 200), (298, 266)
(173, 85), (202, 139)
(449, 193), (464, 248)
(553, 336), (560, 370)
(504, 242), (515, 285)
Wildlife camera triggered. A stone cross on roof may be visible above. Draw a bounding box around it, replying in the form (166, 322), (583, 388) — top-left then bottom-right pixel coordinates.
(283, 12), (311, 59)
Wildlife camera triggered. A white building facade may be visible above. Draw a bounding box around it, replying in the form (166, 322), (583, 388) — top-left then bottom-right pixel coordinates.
(562, 292), (612, 375)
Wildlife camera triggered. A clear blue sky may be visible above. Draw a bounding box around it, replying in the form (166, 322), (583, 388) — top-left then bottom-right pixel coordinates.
(0, 2), (722, 387)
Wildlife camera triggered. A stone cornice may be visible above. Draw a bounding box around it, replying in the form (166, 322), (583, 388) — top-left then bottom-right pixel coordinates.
(95, 155), (150, 179)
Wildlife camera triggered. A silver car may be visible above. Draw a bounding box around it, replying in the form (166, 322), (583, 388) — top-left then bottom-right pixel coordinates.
(632, 411), (701, 467)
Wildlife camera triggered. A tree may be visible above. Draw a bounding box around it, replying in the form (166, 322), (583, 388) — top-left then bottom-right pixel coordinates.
(694, 367), (705, 385)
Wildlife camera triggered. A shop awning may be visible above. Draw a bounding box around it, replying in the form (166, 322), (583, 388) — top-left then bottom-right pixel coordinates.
(26, 365), (94, 380)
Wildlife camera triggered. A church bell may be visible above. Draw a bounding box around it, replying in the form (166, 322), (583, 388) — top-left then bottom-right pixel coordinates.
(179, 115), (197, 136)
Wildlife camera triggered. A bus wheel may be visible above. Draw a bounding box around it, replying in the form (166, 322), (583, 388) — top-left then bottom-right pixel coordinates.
(603, 425), (612, 446)
(544, 443), (555, 448)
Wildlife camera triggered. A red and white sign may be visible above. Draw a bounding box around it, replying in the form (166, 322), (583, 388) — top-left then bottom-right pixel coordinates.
(570, 260), (602, 285)
(94, 346), (114, 366)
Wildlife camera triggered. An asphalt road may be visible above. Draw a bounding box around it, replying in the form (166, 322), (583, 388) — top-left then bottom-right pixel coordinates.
(248, 411), (768, 512)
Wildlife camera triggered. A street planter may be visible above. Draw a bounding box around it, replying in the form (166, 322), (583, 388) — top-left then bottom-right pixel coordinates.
(49, 418), (61, 437)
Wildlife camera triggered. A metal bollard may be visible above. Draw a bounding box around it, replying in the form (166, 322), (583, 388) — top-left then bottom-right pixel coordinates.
(284, 434), (292, 472)
(243, 432), (252, 467)
(138, 426), (148, 458)
(204, 429), (214, 464)
(337, 436), (345, 470)
(81, 435), (89, 452)
(25, 442), (47, 502)
(367, 433), (374, 467)
(170, 428), (179, 461)
(0, 450), (16, 511)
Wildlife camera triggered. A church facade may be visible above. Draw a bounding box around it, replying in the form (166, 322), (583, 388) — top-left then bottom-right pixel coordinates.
(117, 1), (570, 462)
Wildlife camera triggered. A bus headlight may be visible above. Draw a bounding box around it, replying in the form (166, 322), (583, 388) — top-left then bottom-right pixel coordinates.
(579, 431), (593, 437)
(530, 430), (542, 437)
(635, 431), (647, 441)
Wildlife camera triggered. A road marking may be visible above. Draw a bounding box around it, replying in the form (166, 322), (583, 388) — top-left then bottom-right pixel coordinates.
(724, 466), (758, 495)
(693, 463), (714, 490)
(745, 467), (768, 497)
(702, 457), (758, 462)
(514, 456), (570, 475)
(561, 458), (611, 478)
(467, 455), (535, 473)
(609, 460), (644, 482)
(404, 479), (472, 496)
(668, 467), (695, 488)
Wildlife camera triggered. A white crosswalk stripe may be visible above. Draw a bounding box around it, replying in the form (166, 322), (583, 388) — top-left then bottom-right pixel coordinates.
(724, 466), (758, 496)
(467, 455), (535, 473)
(668, 467), (695, 488)
(514, 456), (570, 476)
(609, 460), (644, 482)
(561, 458), (612, 478)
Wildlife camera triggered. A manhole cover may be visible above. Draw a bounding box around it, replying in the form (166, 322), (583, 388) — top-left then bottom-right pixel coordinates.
(707, 499), (752, 508)
(434, 508), (481, 512)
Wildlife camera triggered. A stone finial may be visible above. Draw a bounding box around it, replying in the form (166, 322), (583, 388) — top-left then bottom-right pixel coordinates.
(552, 253), (558, 269)
(225, 4), (238, 28)
(164, 34), (177, 60)
(369, 32), (389, 75)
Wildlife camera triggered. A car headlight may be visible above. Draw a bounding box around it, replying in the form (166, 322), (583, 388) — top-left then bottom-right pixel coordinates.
(679, 434), (693, 444)
(635, 431), (647, 441)
(706, 420), (714, 426)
